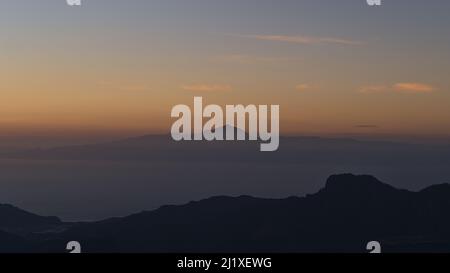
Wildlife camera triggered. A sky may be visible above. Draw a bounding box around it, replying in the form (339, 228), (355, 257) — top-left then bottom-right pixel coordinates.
(1, 0), (450, 141)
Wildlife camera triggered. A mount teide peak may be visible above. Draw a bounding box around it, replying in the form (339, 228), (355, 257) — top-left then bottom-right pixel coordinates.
(192, 124), (249, 140)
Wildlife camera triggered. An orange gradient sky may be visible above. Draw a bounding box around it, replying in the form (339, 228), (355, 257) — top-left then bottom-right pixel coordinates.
(1, 1), (449, 140)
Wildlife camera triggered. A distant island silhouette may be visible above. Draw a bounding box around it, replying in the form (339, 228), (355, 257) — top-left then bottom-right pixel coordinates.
(1, 174), (450, 253)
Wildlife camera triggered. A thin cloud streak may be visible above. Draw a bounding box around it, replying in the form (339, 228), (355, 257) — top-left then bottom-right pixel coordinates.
(359, 83), (436, 94)
(393, 83), (435, 93)
(295, 84), (314, 92)
(181, 84), (232, 92)
(98, 81), (150, 92)
(355, 125), (379, 129)
(239, 34), (364, 46)
(359, 85), (389, 94)
(212, 54), (301, 64)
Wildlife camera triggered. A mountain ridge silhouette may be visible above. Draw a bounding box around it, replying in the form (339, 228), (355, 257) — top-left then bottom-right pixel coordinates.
(0, 203), (62, 235)
(1, 174), (450, 252)
(4, 132), (439, 162)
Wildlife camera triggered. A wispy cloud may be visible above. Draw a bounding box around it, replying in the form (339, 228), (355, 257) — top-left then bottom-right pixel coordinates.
(359, 85), (389, 94)
(355, 124), (379, 129)
(181, 84), (232, 92)
(295, 84), (315, 92)
(359, 83), (436, 94)
(240, 34), (363, 46)
(98, 81), (150, 92)
(393, 83), (435, 93)
(212, 54), (301, 64)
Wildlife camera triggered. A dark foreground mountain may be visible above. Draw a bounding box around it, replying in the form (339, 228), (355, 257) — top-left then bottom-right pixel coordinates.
(0, 204), (63, 235)
(0, 204), (65, 253)
(2, 174), (450, 253)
